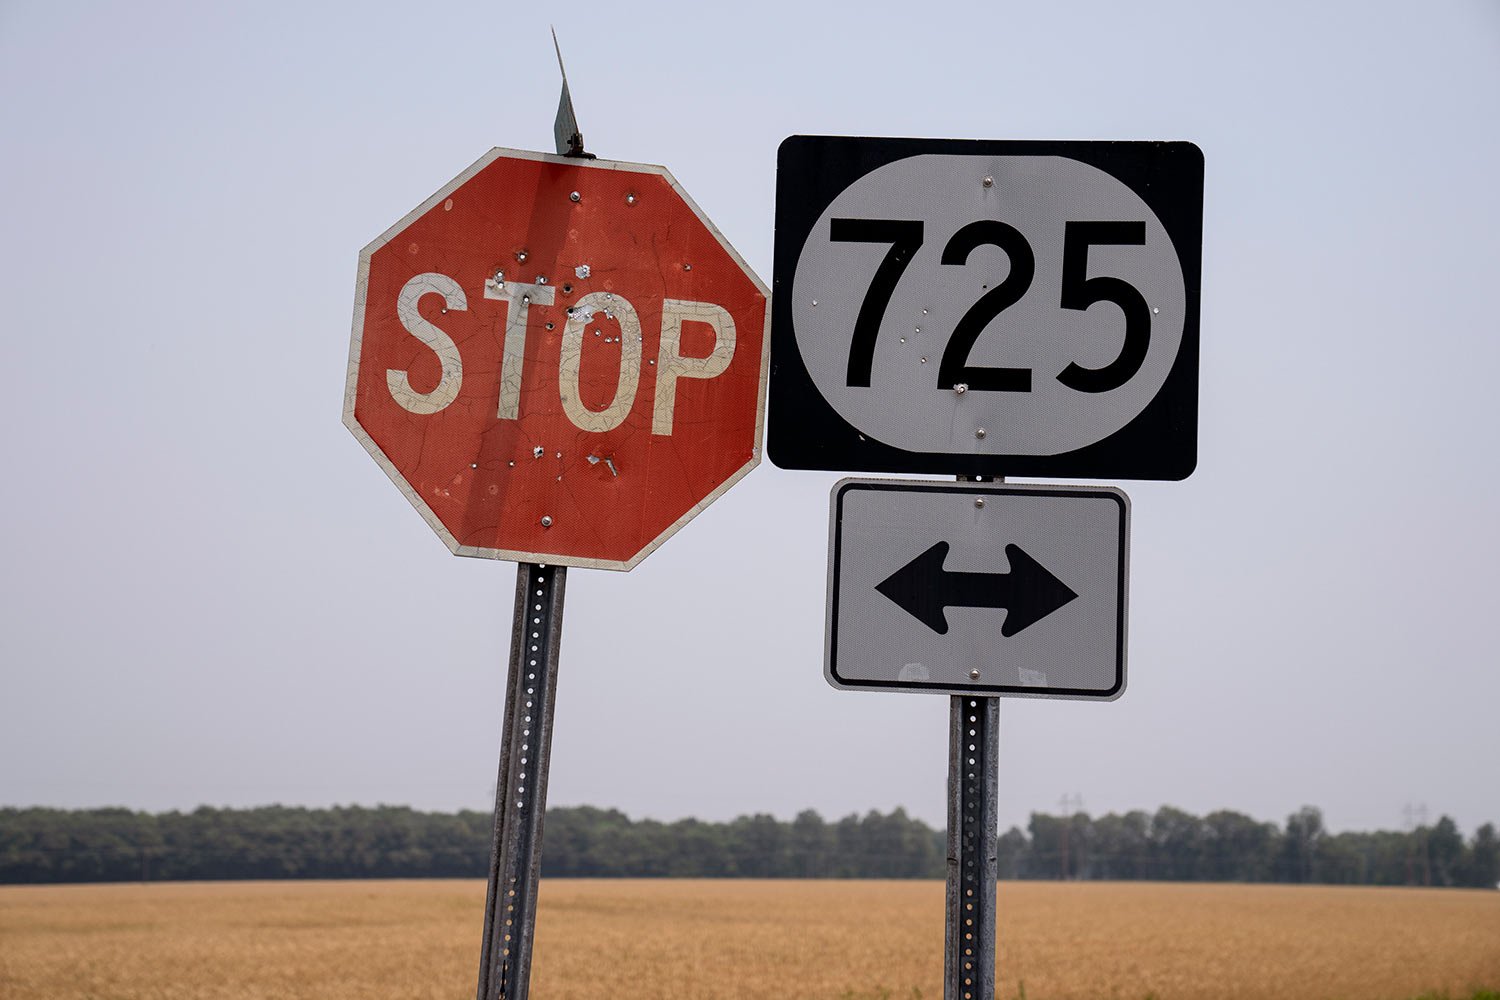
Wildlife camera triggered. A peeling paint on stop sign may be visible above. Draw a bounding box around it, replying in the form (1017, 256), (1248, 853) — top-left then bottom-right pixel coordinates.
(344, 148), (769, 571)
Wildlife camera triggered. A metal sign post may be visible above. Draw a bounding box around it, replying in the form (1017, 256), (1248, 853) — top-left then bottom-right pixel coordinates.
(473, 53), (588, 996)
(946, 695), (998, 1000)
(946, 472), (998, 1000)
(476, 563), (564, 1000)
(477, 49), (585, 1000)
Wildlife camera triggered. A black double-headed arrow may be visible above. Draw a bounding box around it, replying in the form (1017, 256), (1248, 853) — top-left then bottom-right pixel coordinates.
(874, 541), (1078, 637)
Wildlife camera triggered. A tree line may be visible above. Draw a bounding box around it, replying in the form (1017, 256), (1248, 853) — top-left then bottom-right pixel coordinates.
(1, 803), (1495, 887)
(1006, 806), (1498, 887)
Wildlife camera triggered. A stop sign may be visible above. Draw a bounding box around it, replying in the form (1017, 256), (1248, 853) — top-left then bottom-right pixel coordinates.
(344, 148), (769, 570)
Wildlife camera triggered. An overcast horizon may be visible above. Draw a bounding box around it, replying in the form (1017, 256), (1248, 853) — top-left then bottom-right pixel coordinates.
(3, 0), (1497, 840)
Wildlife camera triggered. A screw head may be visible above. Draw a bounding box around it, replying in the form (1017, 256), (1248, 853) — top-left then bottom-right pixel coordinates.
(955, 383), (969, 395)
(540, 515), (553, 528)
(975, 427), (987, 439)
(969, 669), (981, 680)
(975, 497), (985, 509)
(982, 176), (994, 188)
(569, 191), (581, 203)
(625, 193), (637, 205)
(516, 251), (527, 262)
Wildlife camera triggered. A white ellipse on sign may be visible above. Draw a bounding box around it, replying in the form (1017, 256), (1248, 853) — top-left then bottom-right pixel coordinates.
(790, 154), (1186, 456)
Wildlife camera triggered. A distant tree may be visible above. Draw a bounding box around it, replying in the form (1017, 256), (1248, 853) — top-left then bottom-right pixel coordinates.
(621, 819), (674, 877)
(1367, 830), (1412, 885)
(858, 808), (940, 878)
(1090, 811), (1151, 880)
(1317, 832), (1371, 884)
(1202, 810), (1278, 882)
(787, 810), (831, 878)
(1427, 816), (1465, 887)
(1463, 823), (1499, 888)
(1151, 807), (1206, 881)
(726, 813), (788, 877)
(1279, 806), (1325, 883)
(663, 818), (732, 877)
(540, 806), (633, 876)
(832, 813), (864, 878)
(1027, 812), (1065, 879)
(996, 827), (1029, 879)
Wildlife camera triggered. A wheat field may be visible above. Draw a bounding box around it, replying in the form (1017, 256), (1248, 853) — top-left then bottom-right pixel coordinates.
(1, 879), (1496, 999)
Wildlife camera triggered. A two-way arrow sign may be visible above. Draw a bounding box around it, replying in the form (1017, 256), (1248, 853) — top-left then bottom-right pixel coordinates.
(826, 479), (1129, 699)
(876, 541), (1079, 637)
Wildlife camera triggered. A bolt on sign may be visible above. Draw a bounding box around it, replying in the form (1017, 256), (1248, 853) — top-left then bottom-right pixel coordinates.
(345, 148), (770, 570)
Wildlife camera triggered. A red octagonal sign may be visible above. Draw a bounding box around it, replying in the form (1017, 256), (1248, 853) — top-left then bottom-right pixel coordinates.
(345, 148), (769, 570)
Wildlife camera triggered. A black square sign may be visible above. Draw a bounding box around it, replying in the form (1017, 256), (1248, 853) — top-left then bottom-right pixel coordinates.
(769, 135), (1203, 480)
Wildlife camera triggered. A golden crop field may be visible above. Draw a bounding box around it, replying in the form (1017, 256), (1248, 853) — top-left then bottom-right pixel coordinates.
(1, 879), (1497, 1000)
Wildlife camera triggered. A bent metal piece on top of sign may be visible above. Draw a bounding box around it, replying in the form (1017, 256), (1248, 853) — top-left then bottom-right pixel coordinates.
(345, 148), (770, 571)
(770, 136), (1203, 481)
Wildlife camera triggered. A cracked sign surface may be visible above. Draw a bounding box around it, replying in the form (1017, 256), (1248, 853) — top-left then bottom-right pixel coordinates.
(345, 148), (770, 570)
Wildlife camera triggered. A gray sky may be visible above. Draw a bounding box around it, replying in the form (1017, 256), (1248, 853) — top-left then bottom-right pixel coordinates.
(2, 0), (1497, 838)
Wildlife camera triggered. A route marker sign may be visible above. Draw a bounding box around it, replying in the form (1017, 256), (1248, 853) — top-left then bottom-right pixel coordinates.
(345, 147), (769, 571)
(827, 479), (1129, 698)
(770, 135), (1202, 480)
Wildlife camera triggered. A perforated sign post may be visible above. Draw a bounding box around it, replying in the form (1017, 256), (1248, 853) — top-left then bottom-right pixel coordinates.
(770, 135), (1202, 1000)
(346, 136), (767, 1000)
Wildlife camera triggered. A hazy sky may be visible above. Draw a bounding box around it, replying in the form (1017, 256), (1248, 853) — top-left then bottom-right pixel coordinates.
(2, 0), (1497, 838)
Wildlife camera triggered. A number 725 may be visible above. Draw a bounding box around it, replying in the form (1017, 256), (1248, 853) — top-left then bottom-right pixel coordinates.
(832, 218), (1152, 394)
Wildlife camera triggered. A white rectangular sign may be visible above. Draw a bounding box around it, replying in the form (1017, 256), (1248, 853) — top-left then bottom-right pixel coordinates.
(827, 479), (1129, 698)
